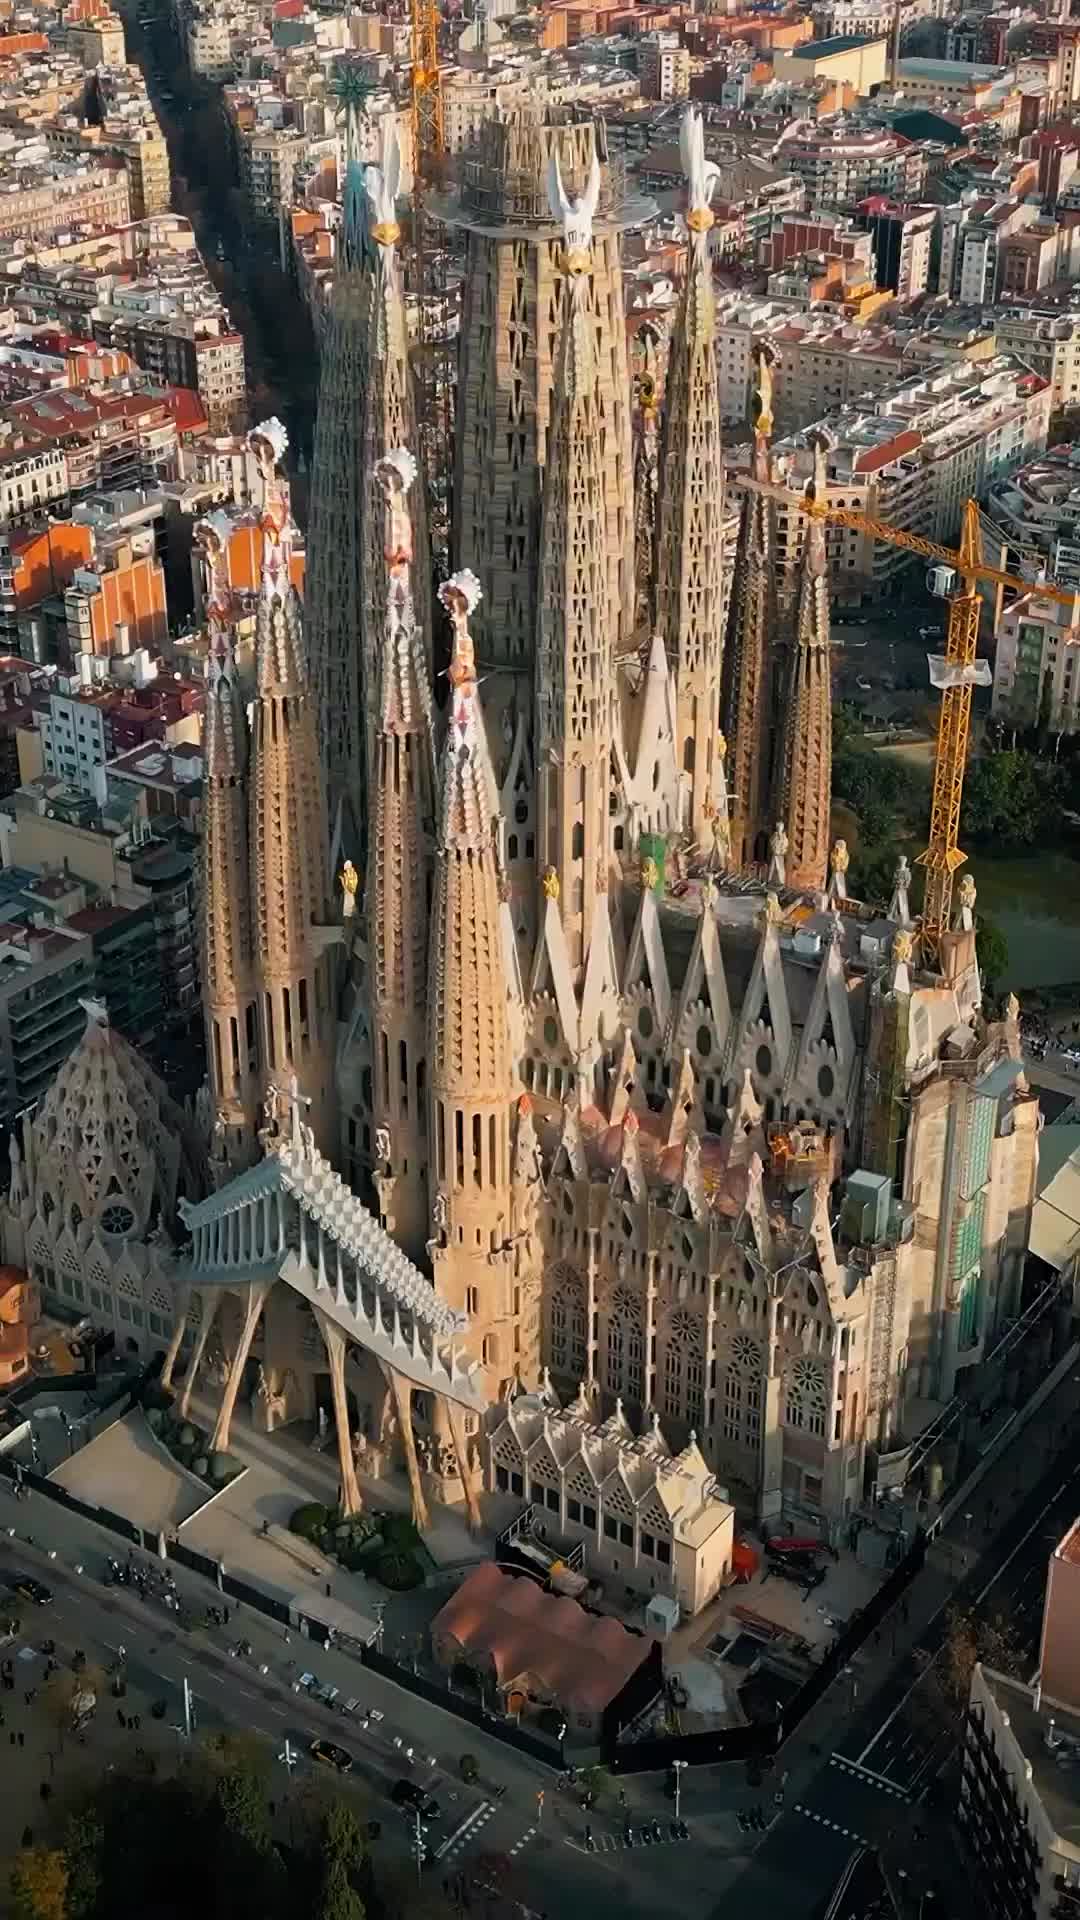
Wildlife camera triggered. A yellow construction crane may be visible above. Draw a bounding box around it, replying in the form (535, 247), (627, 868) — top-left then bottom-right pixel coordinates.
(739, 476), (1080, 962)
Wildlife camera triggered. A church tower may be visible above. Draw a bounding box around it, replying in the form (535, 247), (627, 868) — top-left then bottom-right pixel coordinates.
(248, 421), (337, 1152)
(196, 511), (259, 1174)
(722, 342), (779, 872)
(775, 427), (834, 895)
(444, 109), (647, 958)
(368, 446), (437, 1267)
(427, 571), (532, 1403)
(304, 102), (429, 860)
(655, 108), (726, 848)
(534, 151), (615, 983)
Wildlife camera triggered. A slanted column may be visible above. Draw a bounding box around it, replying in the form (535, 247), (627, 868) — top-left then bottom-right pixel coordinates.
(384, 1364), (429, 1532)
(177, 1292), (220, 1420)
(644, 1249), (658, 1409)
(210, 1280), (272, 1455)
(759, 1291), (783, 1524)
(585, 1228), (599, 1387)
(444, 1398), (482, 1534)
(314, 1307), (363, 1516)
(160, 1289), (190, 1392)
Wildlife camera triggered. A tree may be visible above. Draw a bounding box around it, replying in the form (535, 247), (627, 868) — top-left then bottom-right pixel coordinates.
(315, 1859), (364, 1920)
(61, 1813), (102, 1920)
(962, 749), (1064, 849)
(10, 1847), (69, 1920)
(321, 1802), (366, 1876)
(214, 1766), (274, 1856)
(976, 916), (1009, 992)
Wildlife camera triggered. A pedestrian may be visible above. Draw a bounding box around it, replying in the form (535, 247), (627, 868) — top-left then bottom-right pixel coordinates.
(283, 1629), (290, 1645)
(325, 1582), (331, 1598)
(23, 1691), (30, 1706)
(8, 1730), (14, 1747)
(21, 1827), (32, 1849)
(133, 1715), (141, 1731)
(224, 1607), (231, 1626)
(116, 1709), (125, 1728)
(39, 1783), (50, 1802)
(17, 1731), (24, 1748)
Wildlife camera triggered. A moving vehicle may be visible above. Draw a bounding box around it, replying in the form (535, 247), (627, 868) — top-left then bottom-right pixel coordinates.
(12, 1576), (52, 1605)
(310, 1739), (353, 1774)
(390, 1779), (442, 1821)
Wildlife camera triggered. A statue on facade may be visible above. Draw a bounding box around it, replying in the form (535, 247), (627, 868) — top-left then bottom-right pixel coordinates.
(767, 820), (788, 888)
(340, 859), (360, 918)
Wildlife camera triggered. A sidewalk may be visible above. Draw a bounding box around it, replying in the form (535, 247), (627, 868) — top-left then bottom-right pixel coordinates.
(775, 1350), (1080, 1791)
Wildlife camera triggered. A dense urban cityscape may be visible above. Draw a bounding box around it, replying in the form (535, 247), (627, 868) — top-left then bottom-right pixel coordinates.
(0, 0), (1077, 1914)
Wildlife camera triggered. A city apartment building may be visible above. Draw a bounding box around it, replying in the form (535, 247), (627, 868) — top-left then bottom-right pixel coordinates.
(758, 357), (1051, 597)
(0, 155), (130, 242)
(777, 123), (926, 207)
(991, 590), (1080, 734)
(961, 1519), (1080, 1920)
(986, 447), (1080, 590)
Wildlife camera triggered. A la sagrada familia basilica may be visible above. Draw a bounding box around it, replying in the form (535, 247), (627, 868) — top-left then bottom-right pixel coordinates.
(0, 103), (1041, 1580)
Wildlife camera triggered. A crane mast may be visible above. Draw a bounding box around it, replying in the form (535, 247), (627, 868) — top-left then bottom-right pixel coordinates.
(738, 473), (1079, 964)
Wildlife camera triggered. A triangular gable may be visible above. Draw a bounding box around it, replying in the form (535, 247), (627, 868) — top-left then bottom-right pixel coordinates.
(675, 891), (731, 1058)
(787, 934), (856, 1104)
(726, 919), (793, 1080)
(552, 1093), (588, 1181)
(500, 895), (527, 1061)
(529, 896), (580, 1056)
(623, 886), (672, 1034)
(579, 889), (620, 1050)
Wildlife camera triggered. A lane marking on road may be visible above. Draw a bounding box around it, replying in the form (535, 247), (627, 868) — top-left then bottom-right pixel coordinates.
(435, 1800), (493, 1862)
(793, 1802), (867, 1847)
(828, 1755), (910, 1800)
(508, 1824), (537, 1857)
(858, 1472), (1073, 1766)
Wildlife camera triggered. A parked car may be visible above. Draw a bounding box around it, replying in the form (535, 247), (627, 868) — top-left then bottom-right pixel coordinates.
(764, 1549), (825, 1593)
(310, 1739), (353, 1774)
(12, 1576), (52, 1606)
(391, 1779), (442, 1821)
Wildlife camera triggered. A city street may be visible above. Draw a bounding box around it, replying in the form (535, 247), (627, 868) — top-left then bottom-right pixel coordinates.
(2, 1347), (1079, 1920)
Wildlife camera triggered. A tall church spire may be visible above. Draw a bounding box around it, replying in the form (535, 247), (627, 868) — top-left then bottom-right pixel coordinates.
(427, 571), (525, 1400)
(196, 511), (259, 1174)
(776, 427), (834, 894)
(305, 107), (429, 861)
(656, 107), (726, 847)
(248, 421), (336, 1151)
(369, 447), (436, 1266)
(722, 340), (779, 871)
(535, 152), (613, 982)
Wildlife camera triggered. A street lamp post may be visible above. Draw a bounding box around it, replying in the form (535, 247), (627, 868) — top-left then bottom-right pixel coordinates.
(672, 1759), (687, 1821)
(413, 1808), (424, 1887)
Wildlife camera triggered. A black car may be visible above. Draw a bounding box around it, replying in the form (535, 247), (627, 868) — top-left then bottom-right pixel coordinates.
(765, 1553), (825, 1592)
(310, 1739), (353, 1774)
(12, 1576), (53, 1606)
(390, 1779), (441, 1821)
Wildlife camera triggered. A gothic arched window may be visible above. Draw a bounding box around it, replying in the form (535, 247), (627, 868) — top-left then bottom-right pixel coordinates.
(605, 1286), (644, 1404)
(547, 1262), (587, 1380)
(785, 1357), (827, 1436)
(662, 1309), (704, 1426)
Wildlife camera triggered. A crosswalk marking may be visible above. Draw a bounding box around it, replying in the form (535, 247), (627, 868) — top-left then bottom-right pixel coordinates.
(793, 1802), (867, 1846)
(829, 1754), (910, 1801)
(435, 1800), (494, 1862)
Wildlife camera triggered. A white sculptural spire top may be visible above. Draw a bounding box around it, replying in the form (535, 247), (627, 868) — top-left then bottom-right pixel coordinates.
(547, 148), (601, 274)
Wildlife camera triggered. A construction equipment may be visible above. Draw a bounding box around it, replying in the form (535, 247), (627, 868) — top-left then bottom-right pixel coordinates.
(409, 0), (450, 561)
(738, 475), (1080, 962)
